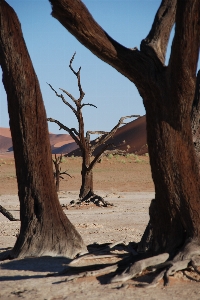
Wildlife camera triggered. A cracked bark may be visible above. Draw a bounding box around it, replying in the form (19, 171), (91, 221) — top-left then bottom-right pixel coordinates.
(49, 0), (200, 254)
(0, 0), (86, 259)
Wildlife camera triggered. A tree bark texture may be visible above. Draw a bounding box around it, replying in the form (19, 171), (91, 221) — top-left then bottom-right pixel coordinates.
(79, 151), (93, 199)
(0, 0), (85, 258)
(49, 0), (200, 253)
(191, 71), (200, 165)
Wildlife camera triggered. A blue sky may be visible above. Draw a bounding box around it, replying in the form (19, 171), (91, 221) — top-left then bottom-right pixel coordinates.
(1, 1), (166, 134)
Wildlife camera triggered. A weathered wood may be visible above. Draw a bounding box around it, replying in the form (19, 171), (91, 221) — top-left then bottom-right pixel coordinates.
(49, 0), (200, 254)
(0, 0), (85, 259)
(191, 70), (200, 165)
(0, 205), (18, 221)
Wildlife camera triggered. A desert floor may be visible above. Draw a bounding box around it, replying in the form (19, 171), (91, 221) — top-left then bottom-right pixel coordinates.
(0, 155), (200, 299)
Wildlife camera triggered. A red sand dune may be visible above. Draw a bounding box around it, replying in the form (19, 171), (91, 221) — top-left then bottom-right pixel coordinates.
(0, 129), (78, 156)
(49, 133), (78, 154)
(68, 115), (147, 156)
(0, 116), (147, 156)
(0, 128), (11, 138)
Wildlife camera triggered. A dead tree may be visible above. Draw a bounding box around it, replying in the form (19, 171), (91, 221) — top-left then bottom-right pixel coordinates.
(52, 153), (72, 192)
(48, 53), (139, 205)
(0, 1), (86, 259)
(48, 0), (200, 285)
(0, 205), (19, 221)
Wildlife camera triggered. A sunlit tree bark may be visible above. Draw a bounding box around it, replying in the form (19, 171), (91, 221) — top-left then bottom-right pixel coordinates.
(49, 0), (200, 254)
(0, 0), (86, 259)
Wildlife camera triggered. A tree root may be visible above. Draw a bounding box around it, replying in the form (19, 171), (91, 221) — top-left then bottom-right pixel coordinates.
(111, 239), (200, 287)
(68, 194), (113, 208)
(0, 249), (12, 261)
(0, 205), (19, 221)
(47, 239), (200, 287)
(47, 241), (136, 277)
(110, 253), (169, 283)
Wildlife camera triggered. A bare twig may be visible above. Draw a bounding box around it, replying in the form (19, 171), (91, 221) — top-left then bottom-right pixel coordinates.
(69, 52), (85, 103)
(141, 0), (177, 64)
(91, 115), (140, 152)
(0, 205), (19, 221)
(47, 83), (77, 115)
(81, 103), (97, 109)
(88, 144), (112, 171)
(47, 118), (81, 147)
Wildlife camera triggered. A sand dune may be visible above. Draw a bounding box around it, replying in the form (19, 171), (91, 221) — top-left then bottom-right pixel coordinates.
(0, 130), (78, 156)
(0, 127), (11, 138)
(68, 115), (147, 156)
(0, 116), (147, 156)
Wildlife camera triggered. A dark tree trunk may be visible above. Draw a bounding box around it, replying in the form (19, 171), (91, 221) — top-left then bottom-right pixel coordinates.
(79, 151), (93, 199)
(49, 0), (200, 255)
(191, 71), (200, 165)
(141, 84), (200, 253)
(54, 161), (60, 192)
(138, 1), (200, 254)
(0, 1), (85, 258)
(55, 170), (60, 192)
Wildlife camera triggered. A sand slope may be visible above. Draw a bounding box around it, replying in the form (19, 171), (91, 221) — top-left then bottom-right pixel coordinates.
(0, 116), (147, 156)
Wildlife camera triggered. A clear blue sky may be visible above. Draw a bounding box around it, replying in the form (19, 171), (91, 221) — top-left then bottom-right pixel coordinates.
(0, 1), (169, 134)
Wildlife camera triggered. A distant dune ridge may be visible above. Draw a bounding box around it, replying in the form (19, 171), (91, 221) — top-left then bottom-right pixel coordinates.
(0, 115), (147, 156)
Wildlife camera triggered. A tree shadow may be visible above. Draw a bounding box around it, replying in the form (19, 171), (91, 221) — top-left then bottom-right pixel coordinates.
(0, 256), (71, 273)
(0, 274), (44, 281)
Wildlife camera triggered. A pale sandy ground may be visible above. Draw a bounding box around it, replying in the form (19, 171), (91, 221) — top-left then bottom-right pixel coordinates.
(0, 157), (200, 299)
(1, 192), (200, 300)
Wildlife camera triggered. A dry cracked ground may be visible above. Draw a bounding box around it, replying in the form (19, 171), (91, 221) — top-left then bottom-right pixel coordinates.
(0, 155), (200, 299)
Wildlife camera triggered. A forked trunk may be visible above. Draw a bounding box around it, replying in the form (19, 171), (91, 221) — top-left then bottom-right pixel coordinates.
(49, 0), (200, 257)
(0, 1), (86, 258)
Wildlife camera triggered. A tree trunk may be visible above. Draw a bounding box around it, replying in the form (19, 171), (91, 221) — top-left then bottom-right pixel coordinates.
(54, 163), (60, 192)
(191, 70), (200, 165)
(0, 1), (86, 258)
(138, 1), (200, 254)
(79, 152), (94, 199)
(49, 0), (200, 255)
(140, 87), (200, 254)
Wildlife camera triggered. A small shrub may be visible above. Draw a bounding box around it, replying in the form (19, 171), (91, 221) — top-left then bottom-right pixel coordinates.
(60, 157), (66, 163)
(121, 159), (126, 164)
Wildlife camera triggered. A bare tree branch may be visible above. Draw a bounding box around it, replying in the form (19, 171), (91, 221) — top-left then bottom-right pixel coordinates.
(71, 128), (79, 136)
(47, 83), (77, 116)
(88, 144), (112, 171)
(59, 88), (77, 105)
(168, 0), (200, 111)
(69, 52), (85, 103)
(0, 205), (19, 221)
(81, 103), (97, 109)
(60, 170), (72, 178)
(91, 115), (140, 152)
(49, 0), (146, 85)
(141, 0), (177, 64)
(69, 52), (78, 76)
(88, 131), (110, 136)
(47, 118), (81, 147)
